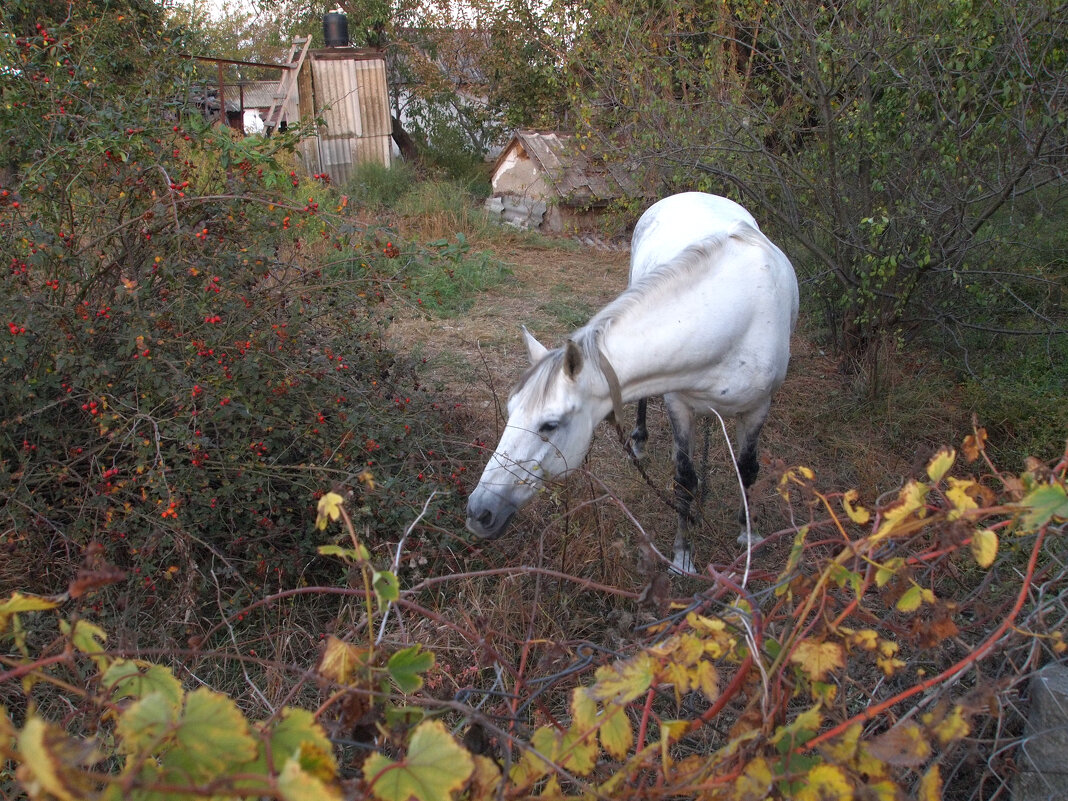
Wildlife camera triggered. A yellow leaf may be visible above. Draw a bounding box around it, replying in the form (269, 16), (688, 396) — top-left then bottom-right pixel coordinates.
(927, 705), (970, 745)
(875, 481), (928, 538)
(0, 592), (58, 634)
(876, 639), (906, 676)
(317, 636), (371, 686)
(962, 428), (987, 461)
(916, 764), (942, 801)
(778, 466), (816, 500)
(875, 557), (905, 588)
(945, 477), (979, 520)
(733, 757), (774, 801)
(694, 660), (719, 701)
(970, 528), (998, 568)
(842, 490), (870, 524)
(558, 728), (596, 775)
(364, 720), (474, 801)
(790, 639), (845, 682)
(570, 688), (597, 734)
(598, 707), (632, 760)
(316, 492), (345, 530)
(795, 764), (854, 801)
(851, 629), (879, 651)
(896, 584), (924, 613)
(926, 447), (956, 482)
(17, 718), (100, 801)
(590, 652), (654, 704)
(466, 755), (502, 801)
(660, 719), (689, 740)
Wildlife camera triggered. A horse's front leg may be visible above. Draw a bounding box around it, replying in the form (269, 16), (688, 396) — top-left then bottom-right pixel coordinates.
(628, 398), (649, 458)
(666, 396), (697, 574)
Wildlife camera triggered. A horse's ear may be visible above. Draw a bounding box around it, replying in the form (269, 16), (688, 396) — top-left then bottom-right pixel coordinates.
(522, 326), (549, 364)
(563, 339), (583, 379)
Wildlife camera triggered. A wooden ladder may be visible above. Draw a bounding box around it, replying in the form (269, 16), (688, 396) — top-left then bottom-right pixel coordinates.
(264, 36), (311, 134)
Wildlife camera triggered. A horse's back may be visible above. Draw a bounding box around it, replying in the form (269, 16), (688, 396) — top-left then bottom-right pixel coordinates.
(630, 192), (759, 281)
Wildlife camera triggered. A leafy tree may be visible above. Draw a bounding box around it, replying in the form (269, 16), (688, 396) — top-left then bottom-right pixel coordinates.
(563, 0), (1068, 360)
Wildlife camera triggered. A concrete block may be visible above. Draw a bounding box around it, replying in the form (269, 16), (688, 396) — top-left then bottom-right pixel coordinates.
(1015, 663), (1068, 800)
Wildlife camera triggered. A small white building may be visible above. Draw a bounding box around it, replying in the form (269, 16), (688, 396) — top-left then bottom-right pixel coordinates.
(485, 130), (640, 232)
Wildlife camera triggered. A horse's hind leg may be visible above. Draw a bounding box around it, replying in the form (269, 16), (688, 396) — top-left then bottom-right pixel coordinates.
(665, 395), (697, 574)
(735, 401), (770, 546)
(628, 398), (649, 458)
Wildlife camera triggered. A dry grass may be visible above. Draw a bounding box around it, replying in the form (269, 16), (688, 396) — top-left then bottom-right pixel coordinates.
(379, 232), (974, 716)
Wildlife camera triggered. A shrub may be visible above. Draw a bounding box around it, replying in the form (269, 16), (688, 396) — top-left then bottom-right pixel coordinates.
(0, 1), (467, 622)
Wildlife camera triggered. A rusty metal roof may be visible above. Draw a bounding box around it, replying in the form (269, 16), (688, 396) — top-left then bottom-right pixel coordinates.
(493, 130), (639, 205)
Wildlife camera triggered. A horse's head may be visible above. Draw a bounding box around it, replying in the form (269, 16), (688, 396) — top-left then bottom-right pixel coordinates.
(466, 327), (607, 539)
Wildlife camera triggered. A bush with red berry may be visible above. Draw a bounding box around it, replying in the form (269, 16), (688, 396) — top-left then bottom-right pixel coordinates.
(0, 1), (468, 619)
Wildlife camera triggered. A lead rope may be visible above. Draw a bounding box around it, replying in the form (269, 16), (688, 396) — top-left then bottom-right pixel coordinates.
(596, 345), (686, 518)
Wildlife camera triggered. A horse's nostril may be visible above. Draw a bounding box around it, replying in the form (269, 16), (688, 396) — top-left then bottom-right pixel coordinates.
(477, 509), (493, 527)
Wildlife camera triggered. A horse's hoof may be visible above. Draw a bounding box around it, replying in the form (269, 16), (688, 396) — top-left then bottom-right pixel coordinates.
(669, 551), (697, 576)
(627, 430), (647, 460)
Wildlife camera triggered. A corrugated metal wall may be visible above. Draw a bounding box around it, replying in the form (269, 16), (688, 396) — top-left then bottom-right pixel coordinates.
(300, 50), (391, 183)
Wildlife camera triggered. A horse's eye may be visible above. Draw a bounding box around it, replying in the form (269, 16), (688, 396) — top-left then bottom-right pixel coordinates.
(538, 421), (559, 434)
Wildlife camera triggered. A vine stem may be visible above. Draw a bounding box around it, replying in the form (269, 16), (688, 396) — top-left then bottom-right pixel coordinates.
(804, 525), (1048, 751)
(635, 687), (655, 752)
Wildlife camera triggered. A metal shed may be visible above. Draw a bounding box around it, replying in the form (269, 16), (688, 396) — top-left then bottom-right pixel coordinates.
(485, 130), (640, 232)
(296, 48), (392, 183)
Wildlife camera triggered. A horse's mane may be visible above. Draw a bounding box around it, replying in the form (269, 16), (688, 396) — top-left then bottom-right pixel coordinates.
(512, 226), (764, 405)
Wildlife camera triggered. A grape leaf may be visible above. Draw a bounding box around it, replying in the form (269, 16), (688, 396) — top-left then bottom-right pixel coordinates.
(318, 636), (372, 686)
(590, 652), (654, 704)
(364, 720), (474, 801)
(388, 644), (435, 694)
(277, 752), (344, 801)
(789, 639), (845, 682)
(598, 707), (633, 761)
(103, 659), (183, 708)
(1019, 483), (1068, 531)
(162, 688), (258, 781)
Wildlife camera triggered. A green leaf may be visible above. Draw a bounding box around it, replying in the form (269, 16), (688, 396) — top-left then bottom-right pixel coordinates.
(364, 720), (474, 801)
(1019, 483), (1068, 531)
(896, 584), (924, 613)
(161, 688), (258, 782)
(261, 708), (338, 775)
(103, 659), (183, 708)
(116, 691), (178, 755)
(598, 706), (633, 761)
(388, 644), (435, 694)
(60, 619), (110, 672)
(373, 569), (400, 604)
(277, 752), (345, 801)
(318, 543), (371, 562)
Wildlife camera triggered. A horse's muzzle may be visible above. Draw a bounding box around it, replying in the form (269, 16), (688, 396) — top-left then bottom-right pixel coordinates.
(465, 502), (515, 540)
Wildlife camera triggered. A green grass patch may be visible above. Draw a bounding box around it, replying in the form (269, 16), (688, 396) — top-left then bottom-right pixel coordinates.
(405, 233), (512, 317)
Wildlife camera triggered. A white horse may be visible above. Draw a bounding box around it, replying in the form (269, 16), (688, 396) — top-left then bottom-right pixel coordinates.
(466, 192), (798, 573)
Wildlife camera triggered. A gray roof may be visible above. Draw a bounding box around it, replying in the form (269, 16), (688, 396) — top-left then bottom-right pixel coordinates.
(495, 130), (640, 205)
